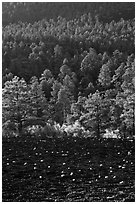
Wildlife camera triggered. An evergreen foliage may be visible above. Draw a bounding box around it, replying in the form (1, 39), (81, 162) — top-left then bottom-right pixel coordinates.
(3, 77), (29, 134)
(2, 2), (135, 139)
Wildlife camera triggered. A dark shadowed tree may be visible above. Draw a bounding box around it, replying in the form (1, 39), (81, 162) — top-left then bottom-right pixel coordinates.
(80, 91), (110, 138)
(29, 76), (48, 120)
(80, 48), (101, 86)
(40, 69), (54, 100)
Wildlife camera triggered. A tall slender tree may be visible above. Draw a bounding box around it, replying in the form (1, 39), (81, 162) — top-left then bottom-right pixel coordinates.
(80, 91), (110, 138)
(98, 63), (112, 88)
(2, 76), (29, 134)
(120, 59), (135, 136)
(29, 76), (48, 120)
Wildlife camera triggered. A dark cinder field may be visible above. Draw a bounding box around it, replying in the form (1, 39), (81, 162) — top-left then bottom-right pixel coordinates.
(2, 136), (135, 202)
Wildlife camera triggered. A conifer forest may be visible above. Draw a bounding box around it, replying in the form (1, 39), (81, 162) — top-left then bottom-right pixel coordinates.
(2, 2), (135, 202)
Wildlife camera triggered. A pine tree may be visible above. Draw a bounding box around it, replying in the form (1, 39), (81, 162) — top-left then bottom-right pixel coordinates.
(71, 96), (86, 122)
(115, 57), (135, 138)
(80, 91), (110, 138)
(120, 59), (135, 136)
(121, 94), (135, 136)
(2, 76), (29, 134)
(98, 63), (111, 87)
(39, 69), (54, 100)
(112, 62), (125, 91)
(59, 63), (71, 81)
(50, 80), (63, 124)
(63, 74), (75, 95)
(80, 48), (101, 86)
(28, 76), (48, 120)
(57, 87), (71, 123)
(51, 80), (61, 99)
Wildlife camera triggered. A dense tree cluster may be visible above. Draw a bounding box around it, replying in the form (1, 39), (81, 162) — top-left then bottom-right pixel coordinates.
(2, 3), (135, 139)
(2, 2), (134, 26)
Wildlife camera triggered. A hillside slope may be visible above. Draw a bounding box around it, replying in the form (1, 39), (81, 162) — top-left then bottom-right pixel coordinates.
(2, 2), (135, 26)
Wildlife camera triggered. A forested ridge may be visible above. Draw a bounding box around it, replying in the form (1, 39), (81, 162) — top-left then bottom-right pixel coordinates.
(2, 2), (135, 202)
(2, 2), (135, 25)
(3, 2), (135, 138)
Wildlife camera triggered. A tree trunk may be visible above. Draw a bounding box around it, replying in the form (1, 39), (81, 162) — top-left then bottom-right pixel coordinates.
(97, 121), (100, 139)
(18, 120), (23, 135)
(63, 104), (66, 124)
(96, 105), (100, 139)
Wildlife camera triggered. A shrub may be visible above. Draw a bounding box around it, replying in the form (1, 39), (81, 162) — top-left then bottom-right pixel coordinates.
(2, 120), (19, 138)
(61, 121), (86, 137)
(26, 125), (42, 136)
(102, 129), (120, 139)
(41, 123), (63, 138)
(3, 129), (17, 138)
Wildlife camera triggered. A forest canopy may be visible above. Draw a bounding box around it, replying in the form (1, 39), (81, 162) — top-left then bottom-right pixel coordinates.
(2, 2), (135, 25)
(2, 2), (135, 139)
